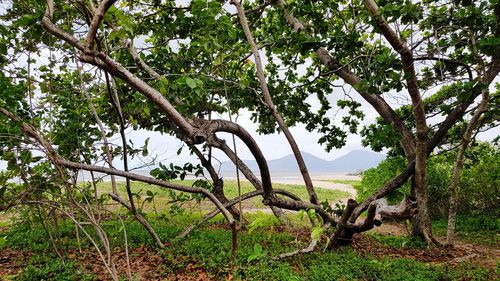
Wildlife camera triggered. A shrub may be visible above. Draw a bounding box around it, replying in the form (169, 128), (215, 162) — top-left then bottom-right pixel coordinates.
(356, 142), (499, 218)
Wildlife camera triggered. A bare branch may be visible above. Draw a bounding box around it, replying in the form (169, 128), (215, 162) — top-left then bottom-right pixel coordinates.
(108, 193), (165, 248)
(178, 188), (301, 239)
(274, 222), (331, 260)
(0, 107), (235, 225)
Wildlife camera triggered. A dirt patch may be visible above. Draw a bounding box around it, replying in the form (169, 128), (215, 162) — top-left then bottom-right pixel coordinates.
(73, 244), (213, 281)
(370, 221), (411, 236)
(352, 232), (499, 269)
(353, 235), (467, 263)
(0, 248), (32, 279)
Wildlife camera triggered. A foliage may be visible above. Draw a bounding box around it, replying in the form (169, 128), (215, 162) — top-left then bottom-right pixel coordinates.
(16, 257), (94, 281)
(356, 142), (500, 217)
(356, 157), (409, 204)
(433, 214), (500, 246)
(368, 233), (428, 249)
(246, 243), (267, 263)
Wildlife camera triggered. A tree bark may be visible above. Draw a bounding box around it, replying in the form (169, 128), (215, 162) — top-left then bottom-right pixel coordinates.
(189, 144), (241, 219)
(207, 135), (286, 218)
(363, 0), (432, 243)
(446, 90), (489, 246)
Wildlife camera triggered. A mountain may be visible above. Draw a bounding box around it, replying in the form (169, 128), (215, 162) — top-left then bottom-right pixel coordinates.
(220, 150), (385, 174)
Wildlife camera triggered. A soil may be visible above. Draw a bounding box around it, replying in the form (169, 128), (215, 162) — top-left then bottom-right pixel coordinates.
(0, 248), (32, 279)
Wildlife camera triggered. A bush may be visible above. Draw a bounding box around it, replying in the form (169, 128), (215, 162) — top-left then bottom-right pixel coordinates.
(356, 156), (409, 205)
(433, 214), (500, 246)
(356, 142), (499, 218)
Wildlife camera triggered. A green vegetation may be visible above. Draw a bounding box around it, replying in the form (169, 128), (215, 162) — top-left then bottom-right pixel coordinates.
(0, 213), (497, 281)
(433, 214), (500, 247)
(14, 259), (94, 281)
(367, 232), (428, 249)
(97, 180), (350, 211)
(355, 143), (499, 217)
(322, 179), (362, 188)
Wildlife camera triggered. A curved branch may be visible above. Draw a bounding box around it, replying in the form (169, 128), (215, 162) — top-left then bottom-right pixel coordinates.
(194, 119), (274, 200)
(0, 107), (234, 225)
(206, 134), (287, 219)
(60, 159), (234, 225)
(86, 0), (119, 49)
(352, 197), (417, 233)
(349, 161), (415, 222)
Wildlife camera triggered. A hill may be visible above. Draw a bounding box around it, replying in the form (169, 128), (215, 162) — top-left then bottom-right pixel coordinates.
(219, 150), (385, 174)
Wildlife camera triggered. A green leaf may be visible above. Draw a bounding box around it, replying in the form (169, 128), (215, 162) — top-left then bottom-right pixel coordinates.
(186, 77), (197, 89)
(248, 217), (268, 234)
(254, 243), (263, 254)
(0, 236), (6, 248)
(311, 226), (324, 240)
(297, 209), (306, 220)
(247, 254), (259, 263)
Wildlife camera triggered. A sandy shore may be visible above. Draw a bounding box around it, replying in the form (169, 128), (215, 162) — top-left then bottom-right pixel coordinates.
(225, 174), (359, 200)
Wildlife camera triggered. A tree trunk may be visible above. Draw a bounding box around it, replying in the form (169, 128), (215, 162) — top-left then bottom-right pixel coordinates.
(411, 142), (433, 241)
(446, 90), (489, 246)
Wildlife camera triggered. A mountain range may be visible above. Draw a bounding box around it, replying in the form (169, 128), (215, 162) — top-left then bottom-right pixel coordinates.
(220, 150), (385, 174)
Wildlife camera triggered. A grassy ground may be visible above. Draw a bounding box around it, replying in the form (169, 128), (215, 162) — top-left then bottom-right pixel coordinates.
(96, 180), (350, 212)
(0, 180), (497, 280)
(0, 210), (498, 281)
(432, 214), (500, 247)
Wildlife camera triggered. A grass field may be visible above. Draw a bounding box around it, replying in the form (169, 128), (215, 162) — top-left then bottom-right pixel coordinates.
(321, 179), (362, 189)
(95, 179), (351, 212)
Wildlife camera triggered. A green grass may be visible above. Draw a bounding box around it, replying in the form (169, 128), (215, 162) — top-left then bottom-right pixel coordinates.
(1, 212), (498, 281)
(322, 179), (361, 185)
(96, 180), (350, 211)
(14, 257), (94, 281)
(1, 179), (497, 280)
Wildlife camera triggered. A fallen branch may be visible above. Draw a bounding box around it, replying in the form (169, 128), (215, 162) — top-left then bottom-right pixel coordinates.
(274, 222), (331, 260)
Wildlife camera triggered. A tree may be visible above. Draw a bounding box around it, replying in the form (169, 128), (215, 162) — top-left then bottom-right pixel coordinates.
(252, 0), (500, 241)
(0, 0), (499, 265)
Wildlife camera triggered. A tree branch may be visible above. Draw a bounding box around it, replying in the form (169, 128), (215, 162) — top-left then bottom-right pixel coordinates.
(232, 0), (319, 205)
(86, 0), (119, 49)
(0, 107), (235, 225)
